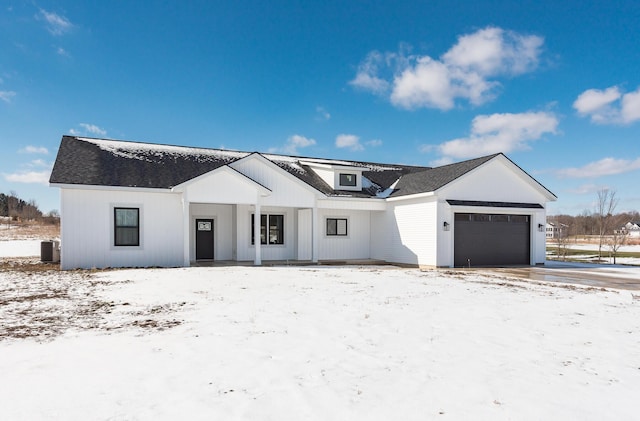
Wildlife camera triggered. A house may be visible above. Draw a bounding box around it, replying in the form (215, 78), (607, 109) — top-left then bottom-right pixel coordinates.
(49, 136), (556, 269)
(546, 221), (568, 239)
(619, 222), (640, 238)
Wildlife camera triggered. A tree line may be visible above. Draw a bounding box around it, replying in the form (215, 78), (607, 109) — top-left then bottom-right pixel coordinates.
(0, 191), (59, 223)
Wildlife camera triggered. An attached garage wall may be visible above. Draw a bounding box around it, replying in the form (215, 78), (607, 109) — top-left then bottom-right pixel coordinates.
(375, 197), (438, 266)
(453, 213), (530, 267)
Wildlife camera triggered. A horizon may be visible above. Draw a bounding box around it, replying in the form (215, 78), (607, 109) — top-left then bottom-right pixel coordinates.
(1, 1), (639, 215)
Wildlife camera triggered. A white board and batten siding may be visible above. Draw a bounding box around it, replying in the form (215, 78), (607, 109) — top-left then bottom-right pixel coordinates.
(235, 205), (297, 261)
(230, 156), (317, 208)
(317, 209), (371, 260)
(60, 188), (183, 269)
(371, 196), (439, 266)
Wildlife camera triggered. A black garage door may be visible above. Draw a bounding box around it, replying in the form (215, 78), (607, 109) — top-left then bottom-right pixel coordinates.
(454, 213), (530, 267)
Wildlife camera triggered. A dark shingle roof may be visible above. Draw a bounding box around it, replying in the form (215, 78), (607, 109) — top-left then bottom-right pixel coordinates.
(390, 154), (499, 197)
(49, 136), (507, 198)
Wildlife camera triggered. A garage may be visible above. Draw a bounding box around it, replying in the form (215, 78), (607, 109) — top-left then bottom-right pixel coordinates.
(454, 213), (530, 267)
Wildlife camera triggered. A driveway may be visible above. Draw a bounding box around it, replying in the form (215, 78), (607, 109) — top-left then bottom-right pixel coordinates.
(477, 261), (640, 290)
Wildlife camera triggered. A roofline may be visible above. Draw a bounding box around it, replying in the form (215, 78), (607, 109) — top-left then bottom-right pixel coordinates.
(49, 183), (173, 193)
(230, 152), (326, 198)
(171, 165), (272, 196)
(434, 153), (557, 201)
(386, 191), (436, 202)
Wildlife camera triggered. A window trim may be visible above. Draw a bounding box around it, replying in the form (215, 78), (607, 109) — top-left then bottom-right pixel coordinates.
(326, 217), (348, 237)
(114, 207), (140, 247)
(251, 213), (285, 245)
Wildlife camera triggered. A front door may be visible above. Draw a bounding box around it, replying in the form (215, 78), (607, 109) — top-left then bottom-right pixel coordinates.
(195, 219), (214, 260)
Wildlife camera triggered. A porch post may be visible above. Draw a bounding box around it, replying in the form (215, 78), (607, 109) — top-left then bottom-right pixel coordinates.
(182, 192), (190, 266)
(312, 205), (319, 263)
(254, 201), (262, 265)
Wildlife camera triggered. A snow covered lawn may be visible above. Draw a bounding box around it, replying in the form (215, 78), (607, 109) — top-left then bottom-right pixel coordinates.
(1, 264), (639, 420)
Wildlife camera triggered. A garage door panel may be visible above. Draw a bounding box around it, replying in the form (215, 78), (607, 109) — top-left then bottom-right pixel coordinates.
(454, 213), (530, 267)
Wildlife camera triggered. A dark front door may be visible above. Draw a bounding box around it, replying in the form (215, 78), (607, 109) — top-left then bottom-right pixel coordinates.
(195, 219), (214, 260)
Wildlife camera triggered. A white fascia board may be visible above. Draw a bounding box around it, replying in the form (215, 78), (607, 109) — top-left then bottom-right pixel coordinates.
(171, 165), (271, 196)
(492, 154), (557, 201)
(318, 197), (387, 210)
(386, 191), (436, 202)
(232, 153), (326, 198)
(49, 183), (174, 194)
(299, 160), (364, 171)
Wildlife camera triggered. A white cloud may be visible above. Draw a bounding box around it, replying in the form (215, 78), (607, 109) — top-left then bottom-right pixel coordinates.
(19, 145), (48, 154)
(69, 123), (107, 137)
(315, 106), (331, 121)
(275, 134), (316, 155)
(351, 26), (544, 110)
(427, 111), (558, 160)
(335, 134), (363, 151)
(38, 9), (73, 36)
(556, 157), (640, 178)
(0, 91), (16, 103)
(366, 139), (383, 147)
(56, 47), (70, 56)
(4, 170), (51, 185)
(621, 89), (640, 123)
(350, 51), (391, 94)
(567, 183), (607, 195)
(573, 86), (640, 124)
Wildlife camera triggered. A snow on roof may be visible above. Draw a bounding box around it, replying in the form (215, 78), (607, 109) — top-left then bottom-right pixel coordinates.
(79, 137), (249, 163)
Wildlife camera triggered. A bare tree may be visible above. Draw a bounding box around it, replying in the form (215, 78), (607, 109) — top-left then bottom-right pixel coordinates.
(608, 214), (627, 264)
(595, 189), (618, 262)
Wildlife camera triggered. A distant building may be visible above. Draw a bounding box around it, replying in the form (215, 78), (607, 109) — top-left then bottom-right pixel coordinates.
(546, 221), (568, 239)
(617, 222), (640, 238)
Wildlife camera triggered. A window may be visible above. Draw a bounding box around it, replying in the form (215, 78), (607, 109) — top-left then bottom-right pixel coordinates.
(114, 207), (139, 246)
(326, 218), (348, 236)
(251, 214), (284, 245)
(339, 173), (357, 187)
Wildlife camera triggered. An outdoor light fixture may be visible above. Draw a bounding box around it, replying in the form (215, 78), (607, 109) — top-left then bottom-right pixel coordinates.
(538, 223), (544, 232)
(443, 221), (450, 231)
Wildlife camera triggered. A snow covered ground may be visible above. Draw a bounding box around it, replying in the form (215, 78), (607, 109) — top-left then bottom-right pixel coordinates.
(1, 263), (639, 420)
(0, 239), (43, 257)
(548, 243), (640, 265)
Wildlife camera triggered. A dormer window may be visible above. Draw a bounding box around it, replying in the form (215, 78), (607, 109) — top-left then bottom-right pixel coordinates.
(339, 173), (357, 187)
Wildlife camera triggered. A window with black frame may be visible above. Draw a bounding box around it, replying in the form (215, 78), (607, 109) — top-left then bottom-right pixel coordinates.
(251, 214), (284, 245)
(326, 218), (348, 236)
(114, 207), (139, 246)
(339, 173), (356, 187)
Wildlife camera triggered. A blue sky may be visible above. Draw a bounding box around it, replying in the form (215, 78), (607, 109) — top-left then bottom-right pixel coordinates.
(1, 1), (639, 215)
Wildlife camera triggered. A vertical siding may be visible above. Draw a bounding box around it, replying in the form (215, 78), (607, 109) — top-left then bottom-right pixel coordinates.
(317, 209), (371, 260)
(384, 198), (438, 266)
(297, 209), (312, 260)
(230, 157), (316, 207)
(236, 205), (296, 261)
(189, 203), (233, 260)
(60, 188), (183, 269)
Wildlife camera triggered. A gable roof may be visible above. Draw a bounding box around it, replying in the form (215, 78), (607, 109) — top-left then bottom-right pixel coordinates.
(49, 136), (552, 200)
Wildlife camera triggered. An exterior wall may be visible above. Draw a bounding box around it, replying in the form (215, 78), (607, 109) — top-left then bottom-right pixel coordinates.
(60, 188), (183, 269)
(297, 209), (312, 260)
(443, 159), (550, 205)
(372, 197), (438, 266)
(317, 209), (371, 260)
(235, 205), (297, 261)
(230, 157), (316, 207)
(181, 168), (263, 205)
(189, 203), (233, 261)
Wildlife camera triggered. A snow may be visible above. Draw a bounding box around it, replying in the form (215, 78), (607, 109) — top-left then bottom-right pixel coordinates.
(1, 263), (639, 420)
(0, 239), (43, 257)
